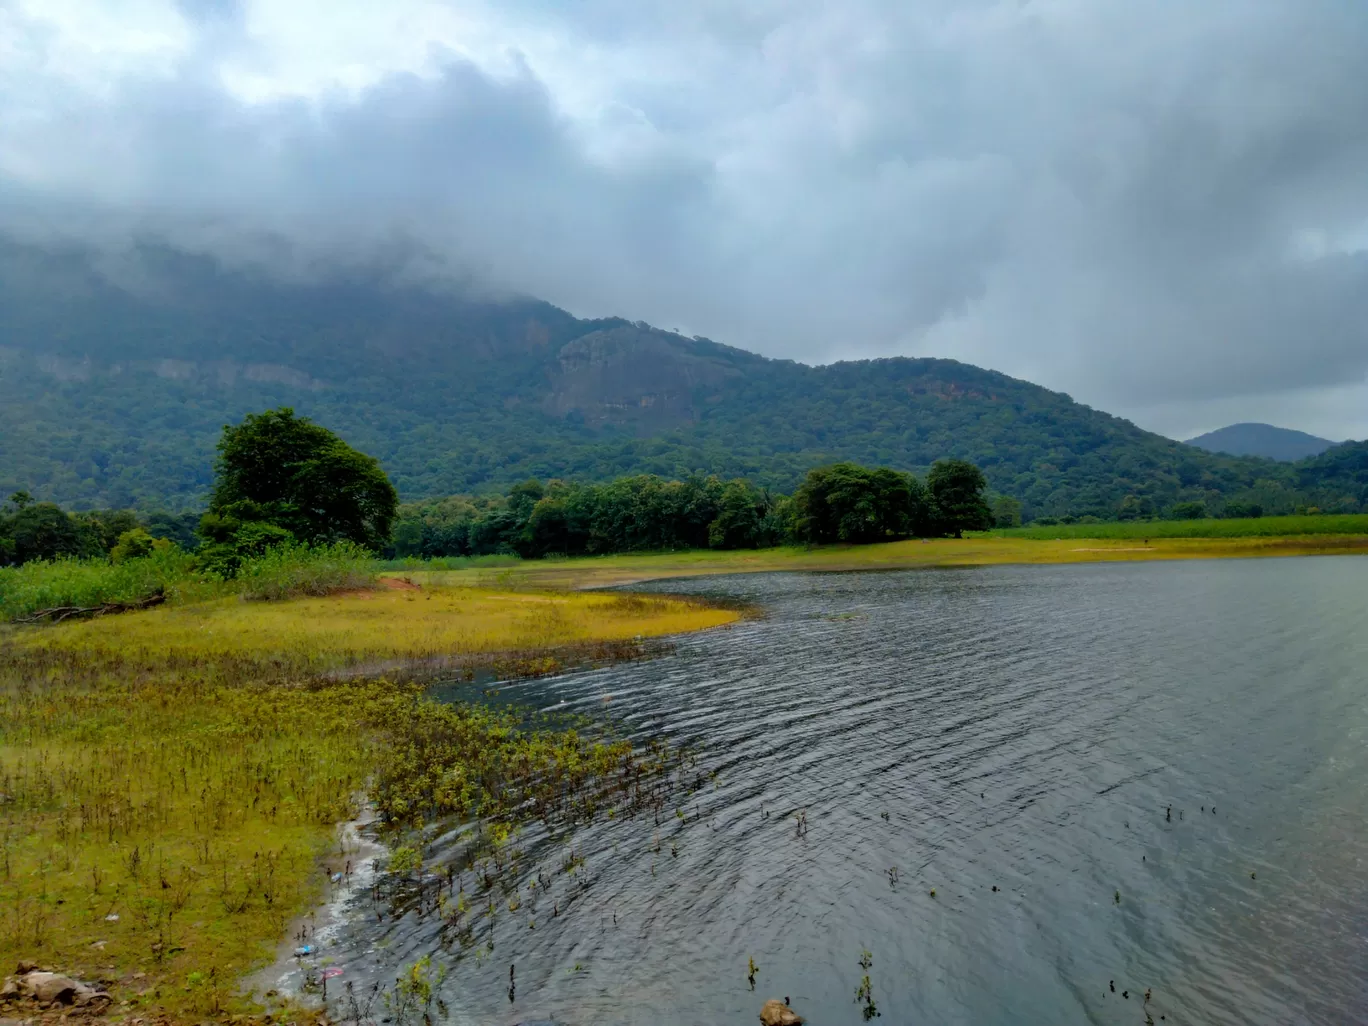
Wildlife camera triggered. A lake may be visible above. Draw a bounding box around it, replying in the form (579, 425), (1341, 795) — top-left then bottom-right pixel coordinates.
(319, 557), (1368, 1025)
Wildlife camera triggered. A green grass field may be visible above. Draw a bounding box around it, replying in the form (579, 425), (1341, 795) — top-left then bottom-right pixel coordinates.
(995, 513), (1368, 540)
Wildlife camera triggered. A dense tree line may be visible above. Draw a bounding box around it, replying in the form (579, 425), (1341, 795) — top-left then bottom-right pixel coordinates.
(0, 491), (198, 567)
(392, 459), (995, 558)
(8, 405), (1366, 570)
(3, 408), (395, 572)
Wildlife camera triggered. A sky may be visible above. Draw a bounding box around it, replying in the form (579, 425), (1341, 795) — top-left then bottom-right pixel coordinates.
(3, 0), (1368, 441)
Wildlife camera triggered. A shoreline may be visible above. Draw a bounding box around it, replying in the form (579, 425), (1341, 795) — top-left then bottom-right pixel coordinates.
(403, 533), (1368, 592)
(242, 802), (388, 1011)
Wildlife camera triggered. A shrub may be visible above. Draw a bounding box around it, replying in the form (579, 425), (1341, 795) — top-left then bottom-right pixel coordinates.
(110, 528), (158, 563)
(0, 545), (210, 621)
(234, 541), (377, 601)
(1167, 501), (1207, 521)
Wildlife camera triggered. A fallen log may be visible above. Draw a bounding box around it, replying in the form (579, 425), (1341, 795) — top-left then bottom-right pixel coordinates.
(14, 589), (165, 625)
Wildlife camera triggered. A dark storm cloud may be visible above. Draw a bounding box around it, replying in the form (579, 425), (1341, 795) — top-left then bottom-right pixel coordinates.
(4, 1), (1368, 435)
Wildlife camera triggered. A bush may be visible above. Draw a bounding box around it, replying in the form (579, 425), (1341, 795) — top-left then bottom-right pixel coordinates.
(1167, 501), (1207, 521)
(0, 545), (210, 621)
(111, 528), (158, 563)
(1220, 502), (1263, 519)
(234, 541), (378, 601)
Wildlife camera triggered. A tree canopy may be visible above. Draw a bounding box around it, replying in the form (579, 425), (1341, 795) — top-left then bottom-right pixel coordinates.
(928, 459), (993, 537)
(198, 408), (397, 569)
(790, 464), (931, 544)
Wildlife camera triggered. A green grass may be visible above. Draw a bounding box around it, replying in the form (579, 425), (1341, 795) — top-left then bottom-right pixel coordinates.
(376, 553), (524, 572)
(997, 513), (1368, 540)
(0, 542), (384, 622)
(235, 541), (378, 601)
(0, 546), (220, 621)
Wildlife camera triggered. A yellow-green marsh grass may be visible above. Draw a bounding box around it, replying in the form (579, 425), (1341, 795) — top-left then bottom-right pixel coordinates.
(410, 531), (1368, 592)
(0, 585), (738, 1018)
(17, 585), (741, 673)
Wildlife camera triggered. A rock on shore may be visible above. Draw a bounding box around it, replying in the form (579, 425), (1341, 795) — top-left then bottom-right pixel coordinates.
(0, 964), (110, 1012)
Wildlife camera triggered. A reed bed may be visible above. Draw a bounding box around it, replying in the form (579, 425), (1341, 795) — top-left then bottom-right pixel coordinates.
(0, 585), (739, 1020)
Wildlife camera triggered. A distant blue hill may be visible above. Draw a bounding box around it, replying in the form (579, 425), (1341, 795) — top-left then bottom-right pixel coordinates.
(1185, 423), (1337, 461)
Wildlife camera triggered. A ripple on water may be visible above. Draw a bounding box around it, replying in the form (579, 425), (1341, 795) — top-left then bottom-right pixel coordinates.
(321, 558), (1368, 1026)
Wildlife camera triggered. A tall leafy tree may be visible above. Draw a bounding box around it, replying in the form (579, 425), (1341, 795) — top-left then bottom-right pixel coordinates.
(792, 463), (929, 543)
(200, 408), (398, 555)
(927, 459), (992, 537)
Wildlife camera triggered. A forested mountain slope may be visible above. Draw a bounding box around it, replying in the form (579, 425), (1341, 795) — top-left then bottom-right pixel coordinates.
(0, 239), (1358, 517)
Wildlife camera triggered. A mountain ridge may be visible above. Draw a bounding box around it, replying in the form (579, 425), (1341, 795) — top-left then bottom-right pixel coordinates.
(1186, 423), (1337, 462)
(1, 238), (1363, 518)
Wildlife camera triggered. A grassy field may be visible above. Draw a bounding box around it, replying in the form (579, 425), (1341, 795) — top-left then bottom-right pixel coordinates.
(0, 582), (737, 1020)
(994, 513), (1368, 540)
(409, 526), (1368, 591)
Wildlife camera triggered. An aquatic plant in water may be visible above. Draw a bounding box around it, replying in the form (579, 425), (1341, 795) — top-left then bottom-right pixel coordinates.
(0, 581), (732, 1020)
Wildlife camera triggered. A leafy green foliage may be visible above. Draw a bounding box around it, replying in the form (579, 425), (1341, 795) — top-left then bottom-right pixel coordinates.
(0, 539), (377, 621)
(0, 545), (210, 621)
(991, 495), (1022, 528)
(927, 459), (992, 536)
(0, 501), (82, 564)
(790, 463), (930, 543)
(1167, 500), (1207, 521)
(109, 527), (158, 563)
(234, 540), (377, 601)
(1297, 441), (1368, 508)
(397, 474), (788, 558)
(201, 408), (398, 563)
(0, 497), (187, 567)
(400, 460), (980, 556)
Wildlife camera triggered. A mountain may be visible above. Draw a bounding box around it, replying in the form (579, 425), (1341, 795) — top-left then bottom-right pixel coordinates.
(0, 239), (1358, 518)
(1186, 423), (1337, 461)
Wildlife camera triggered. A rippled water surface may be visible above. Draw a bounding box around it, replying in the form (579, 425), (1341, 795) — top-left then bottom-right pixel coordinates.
(326, 558), (1368, 1025)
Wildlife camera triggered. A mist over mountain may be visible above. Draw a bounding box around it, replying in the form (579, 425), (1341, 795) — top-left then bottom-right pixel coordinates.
(1185, 424), (1338, 462)
(2, 240), (1363, 518)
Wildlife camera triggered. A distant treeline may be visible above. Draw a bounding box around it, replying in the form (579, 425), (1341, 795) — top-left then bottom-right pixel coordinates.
(392, 459), (999, 559)
(7, 399), (1364, 572)
(0, 492), (199, 567)
(3, 461), (1347, 570)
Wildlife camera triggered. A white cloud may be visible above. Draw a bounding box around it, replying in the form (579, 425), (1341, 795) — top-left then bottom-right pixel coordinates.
(3, 0), (1368, 438)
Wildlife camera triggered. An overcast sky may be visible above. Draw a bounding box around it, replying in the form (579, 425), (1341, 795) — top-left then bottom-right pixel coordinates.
(4, 0), (1368, 441)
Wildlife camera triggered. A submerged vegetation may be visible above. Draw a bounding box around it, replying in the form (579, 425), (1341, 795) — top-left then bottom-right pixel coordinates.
(0, 579), (738, 1019)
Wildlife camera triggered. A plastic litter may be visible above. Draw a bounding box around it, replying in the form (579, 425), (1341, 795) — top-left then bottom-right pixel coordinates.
(321, 968), (343, 980)
(294, 945), (314, 956)
(331, 872), (343, 883)
(104, 914), (120, 922)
